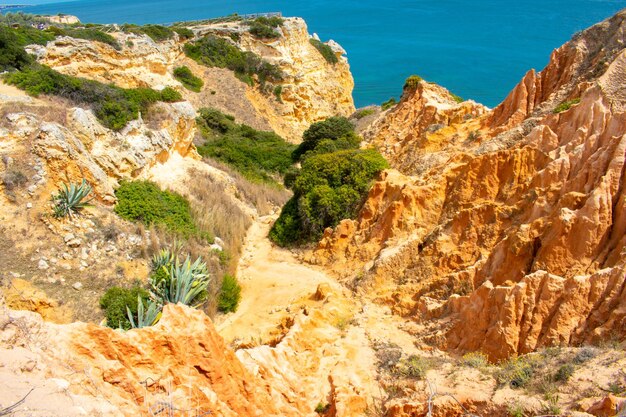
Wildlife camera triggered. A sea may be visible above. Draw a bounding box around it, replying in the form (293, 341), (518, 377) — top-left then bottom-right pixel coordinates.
(8, 0), (626, 108)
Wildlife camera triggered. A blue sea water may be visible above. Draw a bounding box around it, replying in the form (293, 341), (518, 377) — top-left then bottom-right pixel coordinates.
(9, 0), (626, 108)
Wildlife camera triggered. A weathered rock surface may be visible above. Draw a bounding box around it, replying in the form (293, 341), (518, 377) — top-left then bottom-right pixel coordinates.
(312, 9), (626, 357)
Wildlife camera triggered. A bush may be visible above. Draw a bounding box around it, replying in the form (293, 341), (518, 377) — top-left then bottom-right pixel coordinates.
(247, 16), (284, 40)
(114, 180), (199, 237)
(47, 26), (120, 49)
(354, 108), (375, 119)
(270, 149), (388, 246)
(218, 274), (241, 313)
(381, 97), (397, 111)
(12, 25), (55, 46)
(173, 66), (204, 92)
(309, 38), (338, 64)
(0, 26), (33, 71)
(404, 75), (423, 91)
(461, 351), (489, 368)
(555, 363), (574, 382)
(173, 27), (194, 40)
(122, 24), (174, 42)
(292, 116), (357, 161)
(4, 65), (174, 130)
(100, 286), (150, 330)
(553, 98), (581, 113)
(184, 34), (283, 87)
(450, 92), (464, 103)
(150, 254), (211, 307)
(496, 356), (539, 388)
(51, 179), (93, 218)
(394, 355), (430, 379)
(196, 108), (295, 183)
(159, 86), (183, 102)
(573, 347), (597, 364)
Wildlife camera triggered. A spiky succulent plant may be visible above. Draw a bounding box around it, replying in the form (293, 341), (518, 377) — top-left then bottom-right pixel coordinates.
(127, 296), (162, 329)
(52, 179), (93, 218)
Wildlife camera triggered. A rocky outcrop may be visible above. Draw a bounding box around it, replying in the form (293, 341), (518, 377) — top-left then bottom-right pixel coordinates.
(312, 9), (626, 357)
(2, 102), (197, 201)
(37, 18), (355, 142)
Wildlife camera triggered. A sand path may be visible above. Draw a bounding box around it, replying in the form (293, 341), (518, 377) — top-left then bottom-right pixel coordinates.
(215, 215), (334, 344)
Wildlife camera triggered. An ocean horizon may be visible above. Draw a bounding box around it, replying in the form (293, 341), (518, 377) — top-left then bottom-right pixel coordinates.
(6, 0), (626, 108)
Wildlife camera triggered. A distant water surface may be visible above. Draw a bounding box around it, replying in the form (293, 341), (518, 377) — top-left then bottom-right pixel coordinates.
(10, 0), (626, 107)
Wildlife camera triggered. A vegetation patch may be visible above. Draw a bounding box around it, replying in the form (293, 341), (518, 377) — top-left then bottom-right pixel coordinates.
(354, 108), (375, 119)
(5, 63), (179, 130)
(51, 179), (93, 219)
(450, 92), (464, 103)
(195, 108), (295, 184)
(47, 26), (120, 49)
(404, 75), (423, 91)
(217, 274), (241, 313)
(461, 351), (489, 368)
(184, 34), (283, 87)
(114, 180), (200, 238)
(393, 355), (431, 379)
(173, 66), (204, 92)
(309, 38), (338, 64)
(0, 26), (35, 71)
(270, 148), (388, 246)
(121, 24), (175, 42)
(381, 97), (398, 111)
(553, 97), (581, 113)
(291, 116), (359, 161)
(246, 16), (284, 39)
(172, 27), (194, 40)
(100, 285), (150, 330)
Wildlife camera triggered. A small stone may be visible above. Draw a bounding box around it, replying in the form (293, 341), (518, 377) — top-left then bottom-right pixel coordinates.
(49, 257), (58, 264)
(66, 238), (82, 248)
(72, 282), (83, 291)
(105, 245), (116, 253)
(26, 202), (33, 209)
(80, 260), (88, 268)
(62, 252), (72, 260)
(38, 259), (49, 270)
(63, 233), (75, 243)
(27, 185), (36, 194)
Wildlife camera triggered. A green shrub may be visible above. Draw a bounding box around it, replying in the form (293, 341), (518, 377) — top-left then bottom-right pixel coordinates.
(309, 38), (338, 64)
(573, 347), (597, 364)
(173, 27), (194, 40)
(196, 108), (295, 183)
(47, 26), (120, 49)
(150, 255), (211, 307)
(394, 355), (430, 379)
(122, 24), (174, 42)
(4, 65), (173, 130)
(218, 274), (241, 313)
(270, 149), (388, 246)
(12, 25), (55, 46)
(354, 108), (375, 119)
(381, 97), (398, 111)
(461, 351), (489, 368)
(114, 180), (198, 237)
(553, 98), (581, 113)
(292, 116), (358, 161)
(450, 92), (464, 103)
(184, 34), (283, 87)
(496, 356), (539, 388)
(404, 74), (423, 91)
(51, 179), (93, 219)
(273, 84), (282, 102)
(0, 26), (34, 71)
(555, 363), (574, 382)
(159, 86), (183, 102)
(315, 403), (330, 414)
(100, 286), (150, 330)
(247, 16), (284, 39)
(173, 66), (204, 92)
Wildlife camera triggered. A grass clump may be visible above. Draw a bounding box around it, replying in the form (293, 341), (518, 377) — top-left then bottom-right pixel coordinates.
(553, 97), (581, 113)
(247, 16), (284, 39)
(5, 64), (178, 130)
(403, 75), (423, 91)
(309, 38), (338, 64)
(450, 92), (464, 103)
(573, 346), (597, 364)
(173, 66), (203, 92)
(495, 355), (539, 389)
(100, 285), (150, 330)
(461, 351), (489, 368)
(184, 34), (283, 87)
(114, 180), (199, 238)
(51, 179), (93, 219)
(269, 148), (388, 246)
(218, 274), (241, 313)
(196, 108), (295, 184)
(315, 403), (330, 414)
(554, 363), (574, 382)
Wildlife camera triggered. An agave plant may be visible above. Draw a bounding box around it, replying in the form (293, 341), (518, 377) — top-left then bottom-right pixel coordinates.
(151, 247), (176, 271)
(126, 296), (162, 329)
(52, 179), (93, 219)
(150, 254), (210, 308)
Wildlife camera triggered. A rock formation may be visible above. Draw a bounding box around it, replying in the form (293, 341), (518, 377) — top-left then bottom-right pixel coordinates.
(313, 9), (626, 358)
